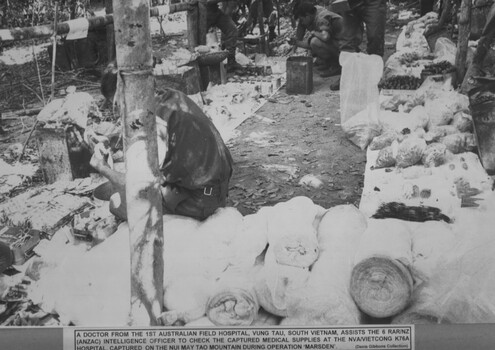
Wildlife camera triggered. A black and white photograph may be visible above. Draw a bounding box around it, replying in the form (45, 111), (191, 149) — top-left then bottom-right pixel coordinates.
(1, 0), (495, 348)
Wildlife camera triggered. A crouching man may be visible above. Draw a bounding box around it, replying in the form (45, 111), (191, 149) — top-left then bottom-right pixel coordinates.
(90, 65), (234, 222)
(291, 2), (345, 77)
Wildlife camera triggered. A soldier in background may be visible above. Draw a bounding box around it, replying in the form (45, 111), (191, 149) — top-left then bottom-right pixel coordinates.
(462, 1), (495, 92)
(238, 0), (278, 42)
(291, 2), (346, 77)
(207, 0), (242, 71)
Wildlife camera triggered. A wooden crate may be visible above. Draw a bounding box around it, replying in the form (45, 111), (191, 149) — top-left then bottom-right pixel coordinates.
(36, 127), (92, 184)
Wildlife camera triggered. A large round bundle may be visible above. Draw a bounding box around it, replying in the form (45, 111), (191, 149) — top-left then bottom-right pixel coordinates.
(392, 221), (456, 325)
(411, 221), (457, 278)
(282, 204), (368, 325)
(29, 223), (145, 326)
(394, 200), (495, 324)
(162, 275), (214, 325)
(206, 268), (260, 326)
(252, 197), (324, 317)
(264, 196), (324, 268)
(161, 208), (245, 324)
(350, 219), (414, 318)
(254, 248), (310, 317)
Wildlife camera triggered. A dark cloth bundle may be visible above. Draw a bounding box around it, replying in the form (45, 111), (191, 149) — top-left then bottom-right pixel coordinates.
(372, 202), (452, 223)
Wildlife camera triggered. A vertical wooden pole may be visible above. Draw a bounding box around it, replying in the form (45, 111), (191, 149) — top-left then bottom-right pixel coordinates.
(105, 0), (116, 62)
(113, 0), (164, 326)
(257, 0), (268, 55)
(198, 0), (208, 45)
(455, 0), (472, 84)
(187, 4), (199, 49)
(50, 2), (58, 101)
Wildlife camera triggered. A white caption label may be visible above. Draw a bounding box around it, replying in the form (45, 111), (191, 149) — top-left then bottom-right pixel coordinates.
(67, 326), (414, 350)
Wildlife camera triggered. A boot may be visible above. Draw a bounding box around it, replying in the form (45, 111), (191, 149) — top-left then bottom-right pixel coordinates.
(330, 77), (340, 91)
(320, 66), (342, 78)
(226, 48), (242, 73)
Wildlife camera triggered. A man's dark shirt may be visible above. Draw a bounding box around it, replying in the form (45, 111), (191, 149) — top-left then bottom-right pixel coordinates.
(154, 89), (233, 191)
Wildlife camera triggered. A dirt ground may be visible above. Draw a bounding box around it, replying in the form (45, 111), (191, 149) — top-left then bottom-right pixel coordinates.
(0, 5), (408, 214)
(225, 32), (402, 216)
(226, 76), (367, 215)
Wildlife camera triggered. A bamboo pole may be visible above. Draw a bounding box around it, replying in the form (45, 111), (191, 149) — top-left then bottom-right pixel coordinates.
(455, 0), (472, 84)
(113, 0), (164, 326)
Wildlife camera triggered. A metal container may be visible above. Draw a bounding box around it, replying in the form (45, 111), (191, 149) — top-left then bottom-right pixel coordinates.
(286, 56), (313, 95)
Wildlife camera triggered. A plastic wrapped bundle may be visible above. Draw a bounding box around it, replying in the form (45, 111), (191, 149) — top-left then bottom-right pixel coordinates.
(452, 111), (473, 132)
(187, 308), (281, 327)
(162, 207), (243, 279)
(161, 208), (245, 324)
(374, 144), (397, 169)
(251, 197), (324, 316)
(350, 219), (414, 318)
(206, 267), (260, 326)
(440, 133), (477, 154)
(203, 211), (270, 326)
(424, 125), (459, 143)
(263, 196), (325, 268)
(252, 308), (282, 326)
(37, 91), (101, 129)
(424, 95), (455, 129)
(229, 213), (269, 269)
(281, 205), (368, 325)
(254, 247), (310, 317)
(341, 105), (382, 150)
(29, 223), (144, 326)
(378, 110), (427, 134)
(392, 221), (457, 324)
(391, 290), (451, 324)
(162, 275), (215, 325)
(369, 131), (399, 151)
(421, 143), (448, 167)
(395, 206), (495, 324)
(411, 221), (457, 278)
(396, 136), (427, 168)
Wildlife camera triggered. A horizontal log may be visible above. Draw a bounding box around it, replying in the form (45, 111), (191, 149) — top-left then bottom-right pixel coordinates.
(1, 107), (43, 120)
(0, 1), (227, 43)
(0, 15), (113, 42)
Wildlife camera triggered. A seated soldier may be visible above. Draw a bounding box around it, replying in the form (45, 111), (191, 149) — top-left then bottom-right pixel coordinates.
(291, 2), (345, 77)
(206, 1), (242, 72)
(90, 64), (234, 222)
